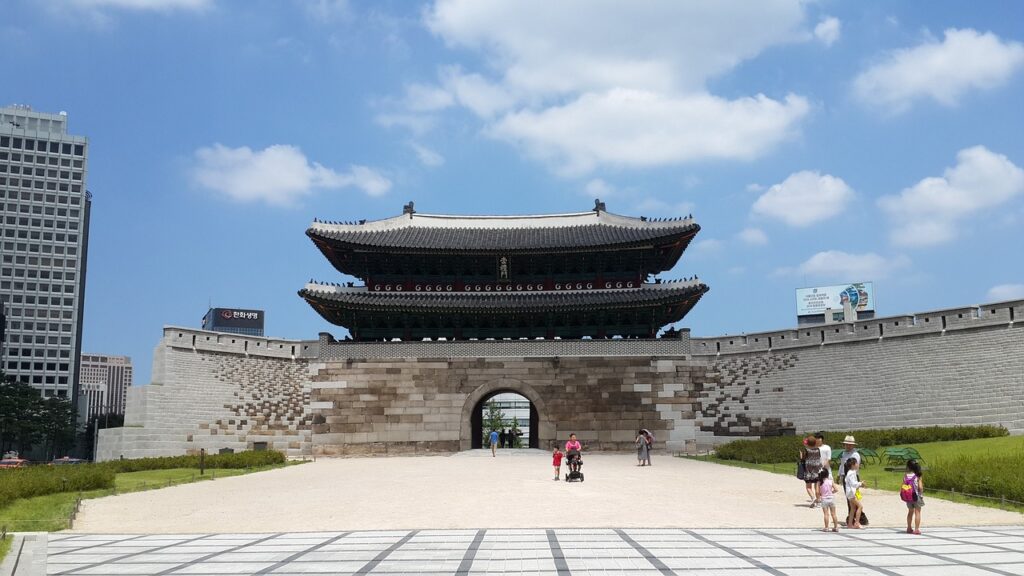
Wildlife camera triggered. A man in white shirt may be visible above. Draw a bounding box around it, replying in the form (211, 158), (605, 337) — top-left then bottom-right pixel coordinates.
(816, 432), (832, 474)
(837, 435), (862, 526)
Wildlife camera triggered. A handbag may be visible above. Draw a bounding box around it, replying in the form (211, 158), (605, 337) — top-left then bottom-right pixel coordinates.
(796, 459), (807, 480)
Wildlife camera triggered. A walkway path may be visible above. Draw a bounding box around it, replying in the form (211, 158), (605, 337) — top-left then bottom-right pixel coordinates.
(42, 526), (1024, 575)
(73, 451), (1023, 532)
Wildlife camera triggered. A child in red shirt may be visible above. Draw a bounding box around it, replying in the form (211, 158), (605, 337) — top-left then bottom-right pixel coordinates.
(552, 447), (564, 481)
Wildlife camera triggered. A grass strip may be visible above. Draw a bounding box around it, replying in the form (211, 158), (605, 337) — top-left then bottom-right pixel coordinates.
(684, 436), (1024, 515)
(0, 534), (11, 565)
(0, 463), (298, 533)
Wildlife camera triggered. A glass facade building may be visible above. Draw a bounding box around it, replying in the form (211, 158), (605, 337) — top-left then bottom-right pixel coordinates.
(0, 105), (91, 411)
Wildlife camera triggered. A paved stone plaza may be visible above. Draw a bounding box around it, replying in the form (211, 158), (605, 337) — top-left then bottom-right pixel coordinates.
(72, 453), (1023, 533)
(37, 526), (1024, 575)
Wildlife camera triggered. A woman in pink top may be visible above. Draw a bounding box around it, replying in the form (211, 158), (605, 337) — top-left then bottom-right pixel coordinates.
(565, 433), (582, 453)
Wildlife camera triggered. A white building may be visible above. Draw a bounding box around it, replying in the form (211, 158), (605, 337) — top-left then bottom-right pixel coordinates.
(79, 354), (133, 422)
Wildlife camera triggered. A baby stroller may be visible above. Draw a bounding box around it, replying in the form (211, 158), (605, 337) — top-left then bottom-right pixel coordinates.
(565, 450), (584, 482)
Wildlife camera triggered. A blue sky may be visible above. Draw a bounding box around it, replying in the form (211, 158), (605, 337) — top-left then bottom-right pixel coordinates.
(4, 0), (1024, 384)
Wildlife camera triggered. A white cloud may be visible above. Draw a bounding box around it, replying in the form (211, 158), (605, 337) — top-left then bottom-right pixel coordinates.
(401, 83), (456, 112)
(584, 178), (615, 199)
(386, 0), (815, 175)
(66, 0), (212, 9)
(751, 170), (854, 227)
(690, 238), (723, 256)
(374, 113), (437, 136)
(814, 17), (841, 47)
(192, 144), (391, 206)
(878, 146), (1024, 247)
(737, 227), (768, 245)
(302, 0), (351, 23)
(796, 251), (910, 281)
(425, 0), (808, 95)
(745, 183), (764, 193)
(987, 284), (1024, 302)
(410, 142), (445, 167)
(854, 28), (1024, 113)
(490, 90), (808, 176)
(440, 67), (516, 118)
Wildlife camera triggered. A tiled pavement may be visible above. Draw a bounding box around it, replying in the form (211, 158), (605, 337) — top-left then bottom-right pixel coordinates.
(40, 526), (1024, 575)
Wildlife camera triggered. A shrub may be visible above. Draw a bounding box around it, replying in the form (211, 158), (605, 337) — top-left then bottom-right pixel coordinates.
(928, 454), (1024, 503)
(0, 465), (114, 508)
(715, 425), (1008, 464)
(100, 450), (285, 473)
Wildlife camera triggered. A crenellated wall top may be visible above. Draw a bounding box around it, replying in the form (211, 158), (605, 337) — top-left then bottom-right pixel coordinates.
(691, 299), (1024, 356)
(162, 326), (320, 359)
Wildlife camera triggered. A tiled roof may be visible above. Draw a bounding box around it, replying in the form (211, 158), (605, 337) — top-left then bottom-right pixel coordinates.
(299, 281), (708, 313)
(307, 209), (698, 252)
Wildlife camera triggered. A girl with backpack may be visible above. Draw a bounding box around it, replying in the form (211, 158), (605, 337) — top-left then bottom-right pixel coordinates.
(902, 459), (925, 534)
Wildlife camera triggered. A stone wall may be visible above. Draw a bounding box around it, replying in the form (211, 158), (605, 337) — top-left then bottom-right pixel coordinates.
(307, 355), (714, 456)
(97, 329), (316, 460)
(690, 299), (1024, 435)
(97, 299), (1024, 460)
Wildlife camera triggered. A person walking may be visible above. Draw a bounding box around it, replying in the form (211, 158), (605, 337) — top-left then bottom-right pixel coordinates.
(635, 429), (649, 466)
(844, 458), (865, 528)
(903, 459), (925, 534)
(804, 435), (823, 507)
(552, 446), (564, 480)
(837, 435), (861, 528)
(817, 469), (841, 532)
(489, 429), (499, 457)
(816, 432), (832, 476)
(499, 429), (507, 449)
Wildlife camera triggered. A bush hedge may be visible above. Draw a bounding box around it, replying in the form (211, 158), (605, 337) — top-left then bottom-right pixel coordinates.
(0, 465), (114, 508)
(928, 454), (1024, 504)
(715, 425), (1008, 464)
(100, 449), (286, 473)
(0, 450), (285, 509)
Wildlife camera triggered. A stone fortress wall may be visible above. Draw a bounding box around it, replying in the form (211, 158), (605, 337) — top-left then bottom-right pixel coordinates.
(96, 331), (319, 461)
(97, 299), (1024, 460)
(690, 299), (1024, 436)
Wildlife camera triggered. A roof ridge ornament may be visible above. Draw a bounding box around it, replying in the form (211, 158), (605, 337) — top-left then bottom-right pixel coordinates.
(403, 201), (416, 218)
(593, 198), (606, 214)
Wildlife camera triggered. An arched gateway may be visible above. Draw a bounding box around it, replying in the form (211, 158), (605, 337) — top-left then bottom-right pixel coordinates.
(461, 381), (549, 450)
(293, 201), (708, 456)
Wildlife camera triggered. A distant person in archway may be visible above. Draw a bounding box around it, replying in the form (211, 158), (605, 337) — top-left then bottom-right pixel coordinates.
(489, 429), (499, 457)
(499, 429), (507, 448)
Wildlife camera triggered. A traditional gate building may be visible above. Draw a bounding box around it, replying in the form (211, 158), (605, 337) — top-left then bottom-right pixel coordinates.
(95, 203), (1024, 461)
(300, 201), (707, 340)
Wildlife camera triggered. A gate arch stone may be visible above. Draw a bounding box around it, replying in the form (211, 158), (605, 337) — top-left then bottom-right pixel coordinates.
(460, 379), (554, 450)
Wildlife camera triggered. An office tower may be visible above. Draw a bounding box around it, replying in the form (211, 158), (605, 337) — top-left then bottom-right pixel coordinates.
(0, 105), (91, 412)
(202, 307), (265, 336)
(79, 354), (133, 422)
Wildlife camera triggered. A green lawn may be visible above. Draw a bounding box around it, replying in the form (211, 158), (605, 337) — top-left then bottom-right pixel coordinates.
(686, 435), (1024, 514)
(0, 464), (294, 533)
(0, 535), (11, 565)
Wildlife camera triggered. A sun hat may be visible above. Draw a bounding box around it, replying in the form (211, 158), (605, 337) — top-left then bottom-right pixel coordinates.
(842, 435), (856, 445)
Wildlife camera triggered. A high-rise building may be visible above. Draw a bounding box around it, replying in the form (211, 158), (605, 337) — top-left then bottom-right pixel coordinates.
(202, 307), (265, 336)
(79, 354), (133, 422)
(0, 105), (91, 410)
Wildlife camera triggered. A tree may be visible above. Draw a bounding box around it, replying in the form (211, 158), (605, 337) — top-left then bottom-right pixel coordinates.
(0, 371), (77, 459)
(509, 416), (522, 448)
(81, 413), (125, 460)
(481, 400), (508, 446)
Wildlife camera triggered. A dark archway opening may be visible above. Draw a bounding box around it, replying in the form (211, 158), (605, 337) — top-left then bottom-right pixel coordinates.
(470, 390), (539, 449)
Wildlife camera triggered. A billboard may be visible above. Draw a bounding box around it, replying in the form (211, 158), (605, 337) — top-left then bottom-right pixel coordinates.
(796, 283), (874, 316)
(204, 308), (264, 331)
